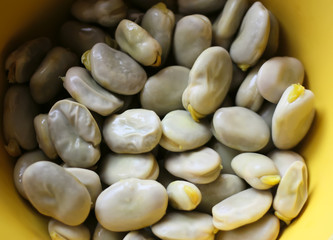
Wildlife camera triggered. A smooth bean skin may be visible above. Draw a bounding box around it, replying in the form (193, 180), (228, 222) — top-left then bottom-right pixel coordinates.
(99, 153), (159, 185)
(257, 57), (304, 103)
(95, 178), (168, 232)
(3, 85), (39, 157)
(103, 109), (162, 154)
(213, 0), (249, 49)
(196, 174), (247, 213)
(140, 65), (190, 116)
(13, 150), (49, 199)
(212, 188), (272, 230)
(123, 230), (157, 240)
(152, 211), (217, 240)
(215, 214), (280, 240)
(263, 11), (280, 58)
(159, 110), (212, 152)
(141, 2), (175, 64)
(115, 19), (162, 66)
(212, 106), (270, 151)
(231, 153), (280, 190)
(268, 150), (305, 176)
(173, 14), (212, 68)
(272, 84), (315, 149)
(22, 161), (91, 226)
(178, 0), (226, 14)
(93, 223), (126, 240)
(167, 180), (202, 211)
(48, 99), (101, 168)
(85, 42), (147, 95)
(230, 1), (270, 71)
(164, 147), (222, 184)
(71, 0), (127, 27)
(5, 37), (52, 83)
(48, 219), (90, 240)
(182, 46), (233, 121)
(30, 46), (79, 104)
(63, 66), (124, 116)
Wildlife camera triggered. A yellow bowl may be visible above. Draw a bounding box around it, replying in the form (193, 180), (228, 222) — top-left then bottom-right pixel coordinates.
(1, 0), (332, 239)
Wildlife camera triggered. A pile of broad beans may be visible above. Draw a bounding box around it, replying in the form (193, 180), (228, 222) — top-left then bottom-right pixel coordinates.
(3, 0), (315, 239)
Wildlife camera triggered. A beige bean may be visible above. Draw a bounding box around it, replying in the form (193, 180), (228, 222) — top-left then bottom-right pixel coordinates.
(215, 214), (280, 240)
(152, 211), (217, 240)
(71, 0), (127, 27)
(210, 140), (240, 174)
(22, 161), (91, 226)
(141, 2), (175, 64)
(213, 0), (249, 49)
(263, 11), (280, 58)
(95, 178), (168, 232)
(83, 42), (147, 95)
(99, 152), (159, 185)
(30, 46), (79, 104)
(159, 110), (212, 152)
(123, 230), (157, 240)
(182, 46), (233, 121)
(257, 102), (277, 153)
(3, 85), (39, 157)
(231, 153), (280, 189)
(13, 150), (49, 199)
(229, 63), (247, 92)
(257, 57), (305, 103)
(48, 219), (90, 240)
(230, 1), (270, 71)
(140, 65), (190, 116)
(173, 14), (212, 68)
(178, 0), (226, 14)
(272, 84), (315, 149)
(59, 21), (115, 56)
(48, 99), (101, 168)
(167, 180), (202, 211)
(65, 168), (102, 208)
(212, 188), (272, 230)
(212, 106), (270, 151)
(268, 149), (305, 176)
(235, 61), (264, 112)
(196, 174), (247, 213)
(5, 37), (52, 83)
(103, 109), (162, 154)
(115, 19), (162, 66)
(164, 147), (222, 184)
(62, 66), (124, 116)
(93, 223), (126, 240)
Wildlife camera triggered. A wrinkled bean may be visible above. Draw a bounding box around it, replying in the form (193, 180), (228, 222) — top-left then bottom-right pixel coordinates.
(48, 219), (90, 240)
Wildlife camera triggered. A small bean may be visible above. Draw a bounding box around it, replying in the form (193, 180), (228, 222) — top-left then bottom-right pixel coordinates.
(71, 0), (127, 27)
(212, 0), (249, 49)
(95, 178), (168, 232)
(22, 161), (91, 226)
(93, 223), (126, 240)
(167, 180), (202, 211)
(212, 106), (270, 151)
(178, 0), (226, 14)
(99, 152), (159, 185)
(212, 188), (272, 230)
(115, 19), (162, 66)
(164, 147), (222, 184)
(196, 174), (247, 213)
(272, 84), (315, 149)
(123, 230), (156, 240)
(62, 66), (124, 116)
(48, 99), (101, 168)
(182, 46), (233, 121)
(3, 85), (39, 157)
(13, 150), (49, 199)
(230, 1), (270, 71)
(159, 110), (212, 152)
(141, 2), (175, 64)
(263, 11), (280, 58)
(48, 219), (90, 240)
(30, 46), (79, 104)
(152, 211), (217, 240)
(257, 57), (304, 103)
(210, 140), (240, 174)
(5, 37), (52, 83)
(103, 109), (162, 154)
(82, 42), (147, 95)
(215, 214), (280, 240)
(173, 14), (212, 68)
(231, 152), (280, 190)
(65, 167), (102, 208)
